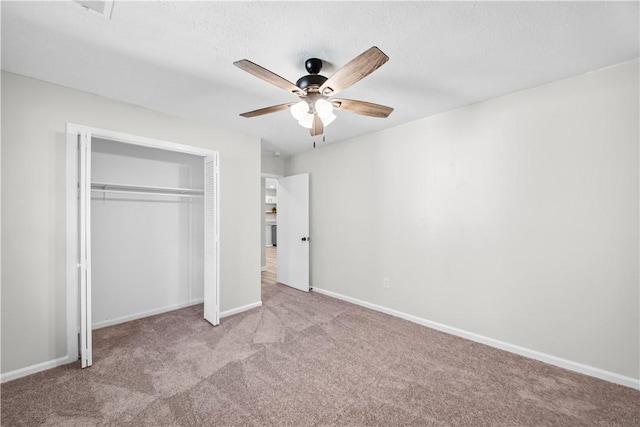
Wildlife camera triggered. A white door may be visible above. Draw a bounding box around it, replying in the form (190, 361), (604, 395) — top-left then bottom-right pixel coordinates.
(277, 173), (310, 291)
(78, 131), (93, 368)
(203, 155), (220, 326)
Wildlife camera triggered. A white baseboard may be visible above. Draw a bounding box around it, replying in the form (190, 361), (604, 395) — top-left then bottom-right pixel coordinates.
(1, 355), (76, 384)
(220, 301), (262, 318)
(312, 287), (640, 390)
(92, 299), (263, 329)
(92, 299), (205, 330)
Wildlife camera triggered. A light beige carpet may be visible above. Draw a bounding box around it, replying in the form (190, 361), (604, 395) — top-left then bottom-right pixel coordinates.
(2, 284), (639, 426)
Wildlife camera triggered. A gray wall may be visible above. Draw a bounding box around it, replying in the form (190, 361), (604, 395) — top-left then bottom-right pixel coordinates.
(1, 72), (262, 374)
(285, 60), (639, 380)
(261, 153), (285, 177)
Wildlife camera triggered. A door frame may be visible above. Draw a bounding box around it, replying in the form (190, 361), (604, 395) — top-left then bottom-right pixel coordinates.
(65, 123), (220, 367)
(261, 173), (282, 272)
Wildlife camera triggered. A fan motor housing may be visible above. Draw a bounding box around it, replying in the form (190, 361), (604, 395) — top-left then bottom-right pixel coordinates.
(296, 58), (327, 90)
(296, 74), (327, 91)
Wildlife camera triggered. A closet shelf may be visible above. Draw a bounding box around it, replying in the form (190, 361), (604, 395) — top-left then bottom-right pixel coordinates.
(91, 182), (204, 198)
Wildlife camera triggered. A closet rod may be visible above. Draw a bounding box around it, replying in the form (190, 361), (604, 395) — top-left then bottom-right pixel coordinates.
(91, 188), (203, 198)
(91, 182), (204, 198)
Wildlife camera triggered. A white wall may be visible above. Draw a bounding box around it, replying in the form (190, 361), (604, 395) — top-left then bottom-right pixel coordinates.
(91, 139), (205, 327)
(1, 72), (262, 374)
(261, 153), (285, 177)
(285, 60), (639, 381)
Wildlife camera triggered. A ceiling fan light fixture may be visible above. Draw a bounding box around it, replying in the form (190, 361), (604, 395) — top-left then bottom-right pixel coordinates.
(298, 113), (314, 129)
(235, 47), (393, 137)
(290, 101), (310, 121)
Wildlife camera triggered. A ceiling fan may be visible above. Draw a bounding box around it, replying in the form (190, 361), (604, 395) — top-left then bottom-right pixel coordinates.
(234, 46), (394, 137)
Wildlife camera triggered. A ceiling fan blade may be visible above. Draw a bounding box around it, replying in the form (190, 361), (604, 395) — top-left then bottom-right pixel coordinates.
(319, 47), (389, 96)
(331, 99), (394, 118)
(240, 103), (295, 118)
(310, 115), (324, 136)
(234, 59), (304, 96)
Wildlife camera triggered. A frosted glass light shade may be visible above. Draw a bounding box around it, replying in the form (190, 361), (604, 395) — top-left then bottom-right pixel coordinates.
(315, 99), (333, 119)
(298, 113), (314, 128)
(290, 101), (309, 121)
(320, 113), (337, 126)
(291, 99), (335, 129)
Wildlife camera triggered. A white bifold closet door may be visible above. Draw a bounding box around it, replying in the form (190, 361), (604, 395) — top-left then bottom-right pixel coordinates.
(203, 155), (219, 326)
(77, 130), (219, 368)
(78, 131), (92, 368)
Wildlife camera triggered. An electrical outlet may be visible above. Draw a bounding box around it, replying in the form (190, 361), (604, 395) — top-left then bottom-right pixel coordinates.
(383, 277), (390, 289)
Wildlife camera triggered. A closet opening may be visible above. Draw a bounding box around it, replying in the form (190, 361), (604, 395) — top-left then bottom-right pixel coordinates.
(66, 124), (219, 368)
(91, 138), (205, 328)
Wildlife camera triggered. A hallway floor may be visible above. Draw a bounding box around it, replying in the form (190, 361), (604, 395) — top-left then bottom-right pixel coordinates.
(261, 246), (277, 287)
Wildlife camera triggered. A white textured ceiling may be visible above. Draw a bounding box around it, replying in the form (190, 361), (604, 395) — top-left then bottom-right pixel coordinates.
(2, 1), (638, 157)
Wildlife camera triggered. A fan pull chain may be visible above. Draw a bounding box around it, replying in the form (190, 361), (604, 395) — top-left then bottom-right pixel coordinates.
(312, 135), (326, 149)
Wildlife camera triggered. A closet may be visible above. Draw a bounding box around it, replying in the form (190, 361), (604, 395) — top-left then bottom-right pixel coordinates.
(67, 125), (219, 368)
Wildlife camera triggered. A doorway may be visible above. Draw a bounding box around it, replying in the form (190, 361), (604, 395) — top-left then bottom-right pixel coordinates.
(262, 177), (278, 288)
(260, 173), (310, 293)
